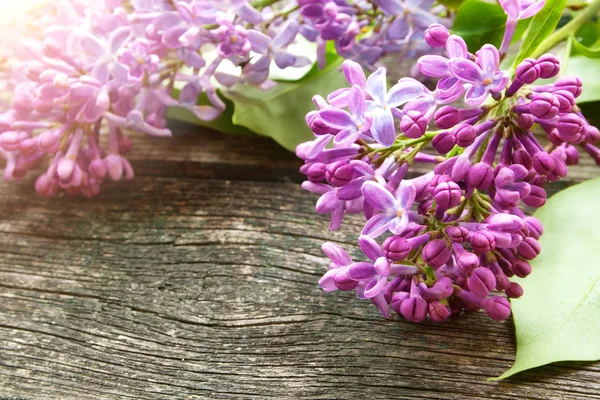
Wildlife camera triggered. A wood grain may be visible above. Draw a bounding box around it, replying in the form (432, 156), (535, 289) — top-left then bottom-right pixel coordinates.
(0, 124), (598, 399)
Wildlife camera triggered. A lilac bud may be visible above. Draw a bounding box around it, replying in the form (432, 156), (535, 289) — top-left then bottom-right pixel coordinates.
(506, 282), (524, 298)
(428, 301), (451, 322)
(383, 236), (411, 261)
(564, 145), (580, 165)
(445, 226), (469, 243)
(554, 76), (582, 98)
(553, 90), (575, 113)
(522, 185), (546, 207)
(517, 113), (535, 130)
(512, 146), (533, 170)
(513, 259), (532, 278)
(516, 58), (540, 84)
(89, 159), (107, 180)
(532, 152), (556, 175)
(487, 213), (525, 232)
(467, 162), (493, 191)
(400, 296), (428, 322)
(454, 124), (477, 147)
(391, 291), (409, 314)
(517, 237), (541, 260)
(524, 216), (543, 239)
(556, 113), (585, 143)
(400, 110), (428, 139)
(304, 162), (327, 182)
(422, 239), (451, 269)
(306, 111), (334, 135)
(432, 130), (456, 154)
(453, 243), (480, 275)
(424, 24), (450, 48)
(536, 54), (560, 79)
(484, 296), (511, 321)
(585, 125), (600, 143)
(326, 161), (354, 187)
(433, 181), (462, 217)
(468, 267), (496, 298)
(434, 106), (460, 129)
(470, 231), (496, 254)
(529, 93), (559, 119)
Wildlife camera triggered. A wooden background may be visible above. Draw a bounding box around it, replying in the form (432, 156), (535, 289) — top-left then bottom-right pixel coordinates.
(0, 122), (598, 399)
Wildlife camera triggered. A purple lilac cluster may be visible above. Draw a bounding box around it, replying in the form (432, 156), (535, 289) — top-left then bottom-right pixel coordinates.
(0, 0), (446, 196)
(297, 21), (600, 322)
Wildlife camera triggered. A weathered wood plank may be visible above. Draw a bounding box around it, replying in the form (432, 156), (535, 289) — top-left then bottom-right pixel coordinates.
(0, 127), (599, 399)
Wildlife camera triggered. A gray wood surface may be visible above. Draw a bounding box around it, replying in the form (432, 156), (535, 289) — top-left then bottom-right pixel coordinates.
(0, 122), (599, 399)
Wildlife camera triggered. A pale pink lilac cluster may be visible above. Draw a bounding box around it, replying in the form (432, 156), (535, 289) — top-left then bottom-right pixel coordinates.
(0, 0), (446, 196)
(297, 15), (600, 321)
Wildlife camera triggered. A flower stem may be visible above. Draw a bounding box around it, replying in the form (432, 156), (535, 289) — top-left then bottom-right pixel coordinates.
(531, 0), (600, 58)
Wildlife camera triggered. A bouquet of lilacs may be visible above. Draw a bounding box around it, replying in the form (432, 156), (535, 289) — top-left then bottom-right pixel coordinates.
(297, 2), (600, 322)
(0, 0), (447, 197)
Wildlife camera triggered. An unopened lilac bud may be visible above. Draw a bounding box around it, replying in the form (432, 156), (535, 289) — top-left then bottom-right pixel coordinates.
(524, 216), (543, 239)
(391, 291), (409, 314)
(513, 259), (532, 278)
(471, 230), (496, 254)
(304, 162), (327, 182)
(432, 130), (456, 154)
(428, 301), (451, 322)
(487, 213), (524, 232)
(512, 147), (533, 170)
(522, 185), (546, 207)
(467, 162), (493, 191)
(424, 24), (450, 48)
(553, 90), (575, 113)
(532, 152), (556, 175)
(506, 282), (524, 298)
(454, 124), (477, 147)
(89, 159), (107, 179)
(400, 110), (427, 139)
(484, 296), (511, 321)
(517, 113), (535, 130)
(585, 125), (600, 143)
(326, 161), (354, 187)
(468, 267), (496, 298)
(529, 93), (559, 119)
(446, 226), (469, 243)
(423, 239), (451, 269)
(564, 145), (580, 165)
(516, 58), (540, 84)
(434, 106), (460, 129)
(536, 54), (560, 79)
(517, 237), (541, 260)
(453, 243), (480, 275)
(554, 76), (582, 98)
(306, 111), (334, 135)
(383, 236), (411, 261)
(400, 296), (428, 322)
(556, 113), (585, 143)
(433, 181), (462, 215)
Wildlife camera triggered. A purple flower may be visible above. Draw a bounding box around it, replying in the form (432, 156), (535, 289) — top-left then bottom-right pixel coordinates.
(361, 180), (416, 237)
(319, 85), (372, 147)
(449, 45), (508, 106)
(499, 0), (546, 19)
(365, 69), (424, 146)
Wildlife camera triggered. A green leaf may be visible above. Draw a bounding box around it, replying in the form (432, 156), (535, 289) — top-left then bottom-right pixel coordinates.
(512, 0), (567, 67)
(572, 36), (600, 57)
(219, 52), (347, 151)
(166, 92), (255, 136)
(437, 0), (465, 10)
(452, 0), (531, 52)
(564, 55), (600, 103)
(496, 178), (600, 380)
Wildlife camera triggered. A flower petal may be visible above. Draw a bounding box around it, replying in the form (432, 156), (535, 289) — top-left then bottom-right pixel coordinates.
(362, 181), (396, 211)
(446, 35), (469, 58)
(320, 107), (355, 130)
(358, 235), (383, 261)
(371, 108), (396, 146)
(389, 214), (409, 235)
(477, 44), (500, 74)
(316, 191), (341, 213)
(366, 67), (387, 105)
(322, 242), (352, 266)
(386, 78), (424, 108)
(465, 84), (490, 106)
(364, 276), (387, 298)
(348, 84), (366, 117)
(417, 55), (449, 77)
(449, 58), (484, 84)
(396, 182), (417, 208)
(334, 128), (361, 148)
(362, 213), (394, 237)
(337, 178), (365, 200)
(348, 262), (377, 280)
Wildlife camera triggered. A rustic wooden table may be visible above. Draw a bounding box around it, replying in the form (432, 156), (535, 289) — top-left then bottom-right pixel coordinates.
(0, 122), (599, 399)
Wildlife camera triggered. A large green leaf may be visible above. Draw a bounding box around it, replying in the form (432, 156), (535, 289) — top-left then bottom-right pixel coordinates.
(496, 177), (600, 380)
(452, 0), (531, 52)
(512, 0), (567, 67)
(219, 52), (347, 151)
(564, 55), (600, 103)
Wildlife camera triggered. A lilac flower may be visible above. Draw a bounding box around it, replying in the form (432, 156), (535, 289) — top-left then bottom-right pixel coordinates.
(365, 69), (424, 146)
(361, 181), (417, 237)
(449, 45), (508, 106)
(319, 85), (372, 147)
